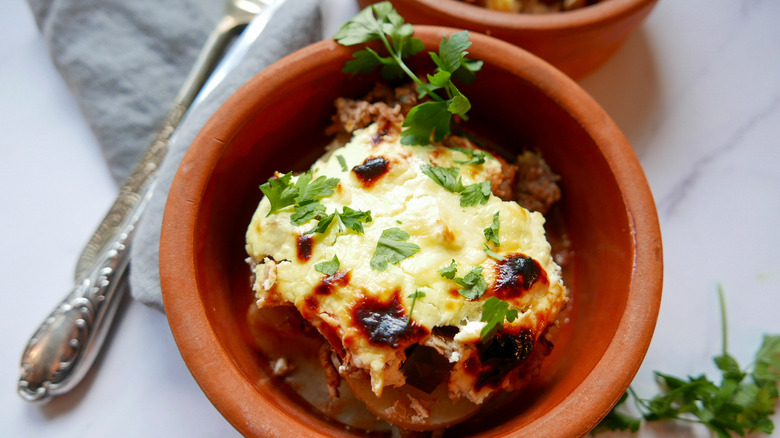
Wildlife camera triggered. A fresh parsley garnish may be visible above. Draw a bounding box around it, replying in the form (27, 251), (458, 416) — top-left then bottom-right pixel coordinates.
(460, 181), (492, 207)
(259, 170), (339, 219)
(595, 284), (780, 437)
(421, 164), (492, 207)
(450, 147), (487, 165)
(453, 266), (487, 300)
(421, 164), (465, 192)
(290, 202), (327, 226)
(336, 154), (348, 172)
(259, 172), (298, 216)
(439, 259), (458, 280)
(338, 206), (373, 233)
(306, 206), (373, 235)
(334, 2), (482, 145)
(407, 290), (426, 325)
(484, 211), (501, 247)
(370, 227), (421, 271)
(295, 171), (340, 204)
(314, 255), (340, 276)
(480, 296), (519, 341)
(483, 243), (505, 261)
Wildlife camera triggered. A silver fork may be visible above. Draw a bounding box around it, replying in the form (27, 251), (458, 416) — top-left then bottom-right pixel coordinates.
(18, 0), (272, 403)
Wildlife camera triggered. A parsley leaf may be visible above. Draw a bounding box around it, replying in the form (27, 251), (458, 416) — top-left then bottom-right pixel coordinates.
(407, 290), (426, 325)
(305, 207), (372, 235)
(421, 164), (492, 206)
(480, 296), (519, 341)
(334, 3), (481, 146)
(460, 181), (492, 207)
(290, 201), (327, 226)
(401, 101), (453, 145)
(314, 255), (340, 276)
(259, 170), (339, 218)
(336, 155), (348, 172)
(595, 284), (780, 436)
(439, 259), (458, 280)
(295, 172), (340, 204)
(370, 227), (420, 271)
(337, 206), (373, 233)
(259, 172), (298, 216)
(306, 212), (336, 235)
(451, 147), (486, 165)
(454, 266), (487, 300)
(483, 243), (505, 261)
(421, 164), (464, 193)
(484, 211), (500, 247)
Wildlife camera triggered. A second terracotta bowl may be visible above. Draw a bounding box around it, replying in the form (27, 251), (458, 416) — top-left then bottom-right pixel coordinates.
(357, 0), (659, 79)
(160, 26), (662, 437)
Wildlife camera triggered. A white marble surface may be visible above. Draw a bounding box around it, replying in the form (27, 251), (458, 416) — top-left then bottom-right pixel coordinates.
(2, 0), (779, 436)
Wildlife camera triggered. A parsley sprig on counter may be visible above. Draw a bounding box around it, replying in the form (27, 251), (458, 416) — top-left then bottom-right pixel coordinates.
(333, 1), (482, 146)
(595, 285), (780, 437)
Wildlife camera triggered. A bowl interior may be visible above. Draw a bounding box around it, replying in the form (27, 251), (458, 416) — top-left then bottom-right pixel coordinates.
(161, 27), (660, 437)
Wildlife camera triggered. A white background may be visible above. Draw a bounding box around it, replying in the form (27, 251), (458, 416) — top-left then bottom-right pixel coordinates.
(2, 0), (779, 436)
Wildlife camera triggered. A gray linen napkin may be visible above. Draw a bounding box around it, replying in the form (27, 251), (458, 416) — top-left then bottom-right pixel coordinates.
(27, 0), (324, 311)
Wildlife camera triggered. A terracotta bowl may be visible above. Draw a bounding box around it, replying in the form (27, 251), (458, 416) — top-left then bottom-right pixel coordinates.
(357, 0), (658, 79)
(160, 26), (662, 437)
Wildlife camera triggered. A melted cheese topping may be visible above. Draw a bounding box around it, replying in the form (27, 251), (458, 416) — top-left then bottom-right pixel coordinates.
(246, 123), (567, 402)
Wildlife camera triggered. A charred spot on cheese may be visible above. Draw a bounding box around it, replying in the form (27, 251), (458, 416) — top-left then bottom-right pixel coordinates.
(492, 254), (548, 300)
(297, 234), (314, 262)
(315, 270), (351, 295)
(352, 292), (427, 348)
(352, 156), (389, 187)
(470, 329), (535, 391)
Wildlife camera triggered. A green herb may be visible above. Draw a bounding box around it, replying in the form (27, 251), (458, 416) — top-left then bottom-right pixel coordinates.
(484, 211), (500, 247)
(338, 206), (373, 233)
(453, 266), (487, 300)
(259, 172), (298, 216)
(421, 164), (492, 206)
(334, 2), (482, 145)
(483, 244), (505, 261)
(595, 284), (780, 437)
(314, 255), (340, 276)
(407, 290), (426, 325)
(259, 170), (339, 219)
(290, 202), (327, 226)
(306, 207), (372, 235)
(450, 147), (486, 165)
(480, 296), (519, 341)
(421, 164), (465, 193)
(336, 155), (348, 172)
(295, 171), (340, 204)
(439, 259), (458, 280)
(370, 227), (421, 271)
(460, 181), (492, 207)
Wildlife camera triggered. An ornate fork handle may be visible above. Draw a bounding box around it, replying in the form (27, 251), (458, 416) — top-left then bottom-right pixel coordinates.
(17, 188), (149, 403)
(18, 0), (273, 403)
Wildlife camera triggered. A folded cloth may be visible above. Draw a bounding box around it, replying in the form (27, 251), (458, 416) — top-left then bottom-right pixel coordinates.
(27, 0), (324, 311)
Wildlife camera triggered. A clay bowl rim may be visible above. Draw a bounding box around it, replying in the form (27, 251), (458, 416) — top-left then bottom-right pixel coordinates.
(160, 26), (662, 437)
(358, 0), (658, 31)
